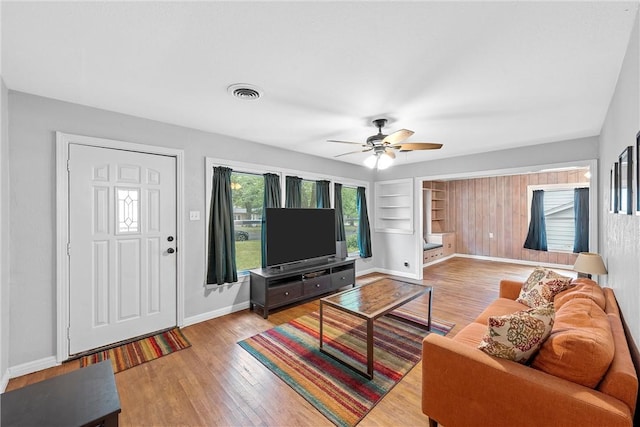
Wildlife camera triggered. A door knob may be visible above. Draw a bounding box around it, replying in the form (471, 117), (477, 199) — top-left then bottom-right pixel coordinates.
(167, 248), (175, 254)
(167, 236), (174, 242)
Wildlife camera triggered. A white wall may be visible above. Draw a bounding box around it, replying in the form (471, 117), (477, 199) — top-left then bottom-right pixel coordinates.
(1, 0), (10, 388)
(7, 91), (374, 367)
(599, 10), (640, 346)
(1, 80), (11, 389)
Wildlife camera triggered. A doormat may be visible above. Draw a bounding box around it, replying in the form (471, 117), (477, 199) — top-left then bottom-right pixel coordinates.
(238, 311), (453, 427)
(79, 328), (191, 374)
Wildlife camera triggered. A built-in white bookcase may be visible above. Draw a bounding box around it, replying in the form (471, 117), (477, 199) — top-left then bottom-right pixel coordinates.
(375, 178), (413, 234)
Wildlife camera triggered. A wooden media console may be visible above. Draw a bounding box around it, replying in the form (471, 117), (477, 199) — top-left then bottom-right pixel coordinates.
(249, 258), (356, 318)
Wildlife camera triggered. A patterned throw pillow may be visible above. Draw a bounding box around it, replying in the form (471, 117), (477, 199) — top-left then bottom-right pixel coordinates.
(478, 305), (555, 364)
(517, 268), (573, 308)
(517, 277), (575, 308)
(522, 267), (571, 292)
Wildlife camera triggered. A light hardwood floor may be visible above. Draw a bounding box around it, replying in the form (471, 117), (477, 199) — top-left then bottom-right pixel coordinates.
(6, 258), (574, 426)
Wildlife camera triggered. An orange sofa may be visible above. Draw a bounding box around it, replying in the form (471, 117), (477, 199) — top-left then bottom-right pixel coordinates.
(422, 278), (638, 427)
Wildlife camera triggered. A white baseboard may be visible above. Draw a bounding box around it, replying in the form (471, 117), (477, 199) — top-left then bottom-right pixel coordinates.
(355, 267), (377, 277)
(8, 356), (58, 379)
(422, 254), (455, 268)
(185, 268), (385, 327)
(371, 268), (420, 280)
(1, 368), (9, 392)
(453, 253), (574, 270)
(182, 301), (250, 328)
(184, 267), (420, 328)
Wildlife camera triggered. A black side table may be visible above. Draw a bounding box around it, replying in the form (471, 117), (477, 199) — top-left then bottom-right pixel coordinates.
(1, 360), (121, 427)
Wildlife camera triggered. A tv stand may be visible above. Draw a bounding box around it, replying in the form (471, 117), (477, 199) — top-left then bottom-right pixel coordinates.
(249, 258), (356, 319)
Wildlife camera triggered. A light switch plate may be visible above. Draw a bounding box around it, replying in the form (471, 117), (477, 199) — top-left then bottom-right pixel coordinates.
(189, 211), (200, 221)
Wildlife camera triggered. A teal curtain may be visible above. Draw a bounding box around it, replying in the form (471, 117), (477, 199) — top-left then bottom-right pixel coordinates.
(573, 188), (589, 253)
(316, 180), (330, 208)
(356, 186), (372, 258)
(206, 167), (238, 285)
(261, 173), (282, 268)
(523, 190), (548, 251)
(285, 176), (302, 208)
(334, 183), (346, 241)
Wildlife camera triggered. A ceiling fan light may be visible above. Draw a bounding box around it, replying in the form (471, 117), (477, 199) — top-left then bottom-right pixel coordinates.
(363, 155), (378, 169)
(377, 153), (394, 170)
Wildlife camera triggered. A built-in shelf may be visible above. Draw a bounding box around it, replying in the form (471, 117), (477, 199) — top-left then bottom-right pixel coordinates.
(423, 180), (450, 233)
(375, 178), (413, 234)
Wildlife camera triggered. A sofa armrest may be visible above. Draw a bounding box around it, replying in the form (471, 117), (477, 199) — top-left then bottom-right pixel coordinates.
(422, 334), (633, 427)
(499, 280), (523, 300)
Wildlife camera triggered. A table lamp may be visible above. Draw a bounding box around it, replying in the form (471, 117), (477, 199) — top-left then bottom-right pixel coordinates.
(573, 252), (608, 279)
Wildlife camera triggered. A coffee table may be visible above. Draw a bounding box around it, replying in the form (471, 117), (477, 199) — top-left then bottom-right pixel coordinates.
(1, 360), (121, 427)
(319, 278), (433, 379)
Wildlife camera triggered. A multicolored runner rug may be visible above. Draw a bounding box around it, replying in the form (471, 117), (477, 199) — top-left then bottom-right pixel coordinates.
(389, 307), (455, 335)
(80, 328), (191, 373)
(239, 311), (453, 427)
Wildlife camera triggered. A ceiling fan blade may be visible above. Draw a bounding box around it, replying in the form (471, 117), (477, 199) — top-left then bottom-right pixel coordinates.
(334, 148), (373, 158)
(381, 129), (414, 145)
(391, 142), (443, 151)
(384, 148), (396, 159)
(327, 139), (364, 145)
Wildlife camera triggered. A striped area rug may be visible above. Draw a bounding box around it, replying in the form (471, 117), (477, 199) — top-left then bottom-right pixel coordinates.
(80, 328), (191, 373)
(389, 307), (455, 335)
(239, 311), (453, 427)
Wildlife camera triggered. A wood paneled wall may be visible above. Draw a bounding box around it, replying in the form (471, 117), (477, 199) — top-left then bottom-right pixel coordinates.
(444, 169), (589, 266)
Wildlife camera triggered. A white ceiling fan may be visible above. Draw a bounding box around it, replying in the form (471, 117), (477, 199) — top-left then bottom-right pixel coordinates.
(328, 118), (443, 169)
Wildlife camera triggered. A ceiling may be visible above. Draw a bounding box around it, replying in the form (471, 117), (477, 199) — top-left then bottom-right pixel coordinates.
(2, 1), (638, 167)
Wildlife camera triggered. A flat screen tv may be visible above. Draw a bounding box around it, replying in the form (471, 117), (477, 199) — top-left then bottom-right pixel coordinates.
(265, 208), (336, 268)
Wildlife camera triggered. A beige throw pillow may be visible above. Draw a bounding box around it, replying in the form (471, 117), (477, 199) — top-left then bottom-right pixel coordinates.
(517, 267), (573, 308)
(478, 305), (555, 364)
(517, 277), (574, 308)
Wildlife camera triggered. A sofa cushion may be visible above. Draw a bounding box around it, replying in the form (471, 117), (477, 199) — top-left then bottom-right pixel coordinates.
(521, 267), (572, 293)
(531, 297), (614, 388)
(478, 305), (555, 364)
(554, 278), (606, 311)
(517, 277), (574, 308)
(474, 298), (529, 325)
(451, 322), (486, 348)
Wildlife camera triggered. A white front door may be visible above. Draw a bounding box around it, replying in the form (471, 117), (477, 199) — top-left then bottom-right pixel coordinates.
(68, 144), (177, 355)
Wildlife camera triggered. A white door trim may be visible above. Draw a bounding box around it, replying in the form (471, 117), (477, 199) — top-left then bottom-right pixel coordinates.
(56, 132), (185, 363)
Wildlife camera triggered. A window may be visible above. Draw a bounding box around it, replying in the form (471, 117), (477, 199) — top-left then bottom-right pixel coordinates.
(341, 186), (359, 254)
(116, 188), (139, 234)
(527, 183), (589, 253)
(300, 179), (316, 208)
(543, 189), (575, 252)
(206, 157), (369, 281)
(230, 172), (264, 271)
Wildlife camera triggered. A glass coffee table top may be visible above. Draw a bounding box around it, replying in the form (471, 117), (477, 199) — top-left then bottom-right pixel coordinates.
(319, 277), (433, 379)
(322, 277), (431, 319)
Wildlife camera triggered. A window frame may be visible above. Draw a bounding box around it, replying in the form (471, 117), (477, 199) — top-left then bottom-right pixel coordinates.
(339, 184), (360, 256)
(204, 158), (369, 286)
(526, 182), (590, 253)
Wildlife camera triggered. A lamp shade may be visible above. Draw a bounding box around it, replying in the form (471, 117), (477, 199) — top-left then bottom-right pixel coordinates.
(573, 252), (607, 275)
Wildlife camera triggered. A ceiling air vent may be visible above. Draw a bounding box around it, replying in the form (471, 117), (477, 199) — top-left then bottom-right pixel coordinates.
(227, 83), (263, 100)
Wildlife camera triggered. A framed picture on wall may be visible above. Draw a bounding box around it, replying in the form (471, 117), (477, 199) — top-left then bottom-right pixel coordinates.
(611, 162), (619, 213)
(619, 146), (633, 215)
(636, 131), (640, 214)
